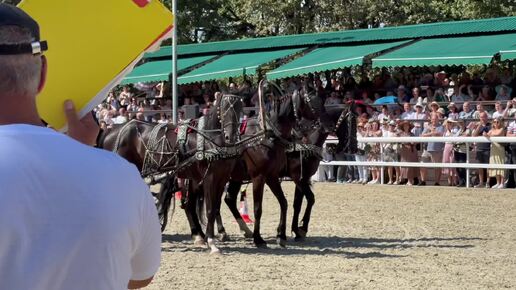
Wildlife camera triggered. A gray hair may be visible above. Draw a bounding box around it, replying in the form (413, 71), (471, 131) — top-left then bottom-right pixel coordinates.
(0, 26), (42, 98)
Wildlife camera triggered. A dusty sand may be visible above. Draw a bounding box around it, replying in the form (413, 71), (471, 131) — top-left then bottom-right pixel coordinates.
(148, 182), (516, 289)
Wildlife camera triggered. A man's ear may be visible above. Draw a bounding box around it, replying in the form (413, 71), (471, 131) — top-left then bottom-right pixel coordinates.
(37, 55), (47, 94)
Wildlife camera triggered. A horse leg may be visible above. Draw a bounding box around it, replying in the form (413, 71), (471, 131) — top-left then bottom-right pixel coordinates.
(292, 183), (305, 241)
(204, 175), (225, 254)
(265, 177), (288, 247)
(225, 180), (253, 238)
(215, 213), (230, 242)
(299, 182), (315, 238)
(251, 176), (267, 248)
(183, 182), (205, 247)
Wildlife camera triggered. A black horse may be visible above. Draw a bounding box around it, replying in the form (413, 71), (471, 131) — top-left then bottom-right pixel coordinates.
(219, 85), (321, 248)
(221, 100), (357, 244)
(98, 93), (244, 254)
(287, 105), (357, 240)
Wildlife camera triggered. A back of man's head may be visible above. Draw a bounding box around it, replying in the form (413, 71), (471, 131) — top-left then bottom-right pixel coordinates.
(0, 26), (42, 98)
(0, 4), (45, 99)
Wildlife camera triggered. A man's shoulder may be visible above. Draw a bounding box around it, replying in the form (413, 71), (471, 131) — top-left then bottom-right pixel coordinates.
(1, 125), (135, 172)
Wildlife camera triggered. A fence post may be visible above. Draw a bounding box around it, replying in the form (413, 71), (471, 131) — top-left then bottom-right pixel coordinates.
(380, 145), (384, 184)
(466, 142), (470, 188)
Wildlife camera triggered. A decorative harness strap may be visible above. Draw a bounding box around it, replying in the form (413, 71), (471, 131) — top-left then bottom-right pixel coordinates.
(286, 143), (323, 160)
(177, 119), (192, 155)
(195, 116), (206, 160)
(140, 123), (175, 177)
(334, 109), (349, 134)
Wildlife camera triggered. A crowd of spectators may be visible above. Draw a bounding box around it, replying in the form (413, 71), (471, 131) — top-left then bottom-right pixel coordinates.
(96, 66), (516, 188)
(307, 68), (516, 189)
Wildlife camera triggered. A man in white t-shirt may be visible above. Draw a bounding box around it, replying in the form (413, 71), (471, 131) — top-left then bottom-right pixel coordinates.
(0, 5), (160, 290)
(491, 101), (505, 119)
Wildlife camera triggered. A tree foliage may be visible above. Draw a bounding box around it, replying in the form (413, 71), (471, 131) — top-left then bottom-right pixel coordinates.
(175, 0), (516, 44)
(4, 0), (515, 44)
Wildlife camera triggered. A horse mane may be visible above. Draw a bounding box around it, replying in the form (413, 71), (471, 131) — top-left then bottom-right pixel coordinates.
(203, 102), (221, 130)
(277, 94), (293, 119)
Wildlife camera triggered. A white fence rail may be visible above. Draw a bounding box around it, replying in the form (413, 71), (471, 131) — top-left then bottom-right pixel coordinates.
(320, 136), (516, 188)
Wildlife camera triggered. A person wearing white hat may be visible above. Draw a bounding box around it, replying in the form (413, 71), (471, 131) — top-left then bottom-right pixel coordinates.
(419, 113), (445, 186)
(412, 102), (427, 137)
(428, 101), (440, 114)
(436, 107), (446, 119)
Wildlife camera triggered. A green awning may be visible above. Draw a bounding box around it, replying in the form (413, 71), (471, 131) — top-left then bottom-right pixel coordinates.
(267, 41), (409, 80)
(177, 48), (303, 85)
(121, 55), (216, 84)
(500, 50), (516, 61)
(373, 33), (516, 67)
(176, 16), (516, 56)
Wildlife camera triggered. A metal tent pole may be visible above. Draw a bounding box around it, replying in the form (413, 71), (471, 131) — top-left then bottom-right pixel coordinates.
(171, 0), (178, 124)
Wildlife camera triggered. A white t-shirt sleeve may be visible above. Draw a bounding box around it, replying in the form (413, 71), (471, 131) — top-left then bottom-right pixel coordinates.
(130, 182), (161, 281)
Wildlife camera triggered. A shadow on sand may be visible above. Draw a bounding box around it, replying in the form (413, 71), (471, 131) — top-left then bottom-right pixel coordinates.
(160, 234), (483, 258)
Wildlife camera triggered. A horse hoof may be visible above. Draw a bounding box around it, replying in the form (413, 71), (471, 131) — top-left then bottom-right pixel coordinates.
(298, 228), (307, 239)
(294, 235), (305, 242)
(277, 238), (287, 248)
(243, 231), (254, 239)
(218, 233), (230, 242)
(193, 236), (206, 247)
(255, 243), (268, 249)
(254, 238), (268, 248)
(210, 248), (222, 255)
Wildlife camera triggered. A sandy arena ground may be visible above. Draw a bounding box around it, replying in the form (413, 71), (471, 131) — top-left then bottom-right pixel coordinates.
(148, 182), (516, 290)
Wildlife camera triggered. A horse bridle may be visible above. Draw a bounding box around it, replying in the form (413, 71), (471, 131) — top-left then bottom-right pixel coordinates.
(217, 94), (242, 143)
(292, 89), (321, 134)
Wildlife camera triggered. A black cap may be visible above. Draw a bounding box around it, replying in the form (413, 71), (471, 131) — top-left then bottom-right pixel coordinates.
(0, 4), (48, 55)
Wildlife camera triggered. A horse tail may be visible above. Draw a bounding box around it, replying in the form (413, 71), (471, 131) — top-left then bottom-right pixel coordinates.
(347, 109), (358, 154)
(196, 185), (207, 228)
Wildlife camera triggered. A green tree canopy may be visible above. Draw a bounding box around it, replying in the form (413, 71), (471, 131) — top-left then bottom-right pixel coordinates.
(5, 0), (516, 44)
(173, 0), (516, 44)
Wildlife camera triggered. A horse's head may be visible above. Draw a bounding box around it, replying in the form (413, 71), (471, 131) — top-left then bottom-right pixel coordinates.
(292, 88), (323, 123)
(321, 104), (358, 154)
(216, 93), (243, 145)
